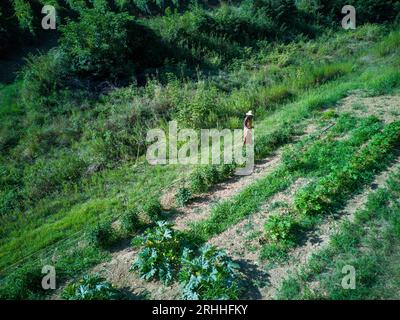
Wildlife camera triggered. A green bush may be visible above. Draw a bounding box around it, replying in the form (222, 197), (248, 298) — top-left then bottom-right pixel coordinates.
(62, 274), (123, 300)
(88, 220), (116, 249)
(120, 208), (141, 234)
(60, 9), (135, 78)
(175, 84), (221, 129)
(190, 164), (235, 195)
(0, 263), (45, 299)
(175, 187), (192, 207)
(20, 49), (69, 111)
(143, 198), (162, 222)
(190, 165), (218, 193)
(178, 244), (240, 300)
(23, 150), (86, 201)
(60, 8), (166, 78)
(130, 221), (182, 284)
(264, 212), (297, 244)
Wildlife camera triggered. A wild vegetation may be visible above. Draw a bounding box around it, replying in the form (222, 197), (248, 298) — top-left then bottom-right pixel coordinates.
(0, 0), (400, 300)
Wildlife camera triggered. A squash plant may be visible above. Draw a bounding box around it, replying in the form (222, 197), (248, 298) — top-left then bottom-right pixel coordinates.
(178, 244), (240, 300)
(130, 221), (182, 285)
(62, 274), (123, 300)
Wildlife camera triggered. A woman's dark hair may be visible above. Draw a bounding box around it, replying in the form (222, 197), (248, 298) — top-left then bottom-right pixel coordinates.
(244, 115), (253, 128)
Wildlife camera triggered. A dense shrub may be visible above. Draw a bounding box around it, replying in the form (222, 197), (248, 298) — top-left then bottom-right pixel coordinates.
(264, 212), (297, 244)
(62, 274), (123, 300)
(174, 83), (222, 128)
(60, 9), (134, 78)
(190, 164), (235, 194)
(88, 220), (116, 249)
(175, 187), (192, 207)
(131, 221), (182, 284)
(23, 150), (86, 201)
(120, 208), (141, 233)
(20, 49), (70, 111)
(143, 198), (163, 221)
(59, 8), (166, 78)
(306, 0), (400, 26)
(0, 263), (45, 299)
(178, 244), (240, 300)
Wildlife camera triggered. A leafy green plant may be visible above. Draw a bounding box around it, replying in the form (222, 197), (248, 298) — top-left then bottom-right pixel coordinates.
(295, 121), (400, 216)
(60, 9), (135, 77)
(0, 263), (45, 299)
(190, 164), (235, 194)
(20, 49), (70, 111)
(121, 208), (141, 234)
(178, 244), (240, 300)
(88, 220), (116, 249)
(175, 187), (192, 207)
(62, 274), (123, 300)
(143, 198), (162, 221)
(130, 221), (181, 284)
(264, 212), (297, 244)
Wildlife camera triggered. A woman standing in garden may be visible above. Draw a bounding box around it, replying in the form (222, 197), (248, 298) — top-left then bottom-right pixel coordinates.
(244, 111), (253, 146)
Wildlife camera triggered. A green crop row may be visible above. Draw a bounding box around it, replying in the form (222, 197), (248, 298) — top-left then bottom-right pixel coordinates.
(276, 168), (400, 300)
(131, 221), (241, 300)
(261, 120), (400, 261)
(294, 121), (400, 217)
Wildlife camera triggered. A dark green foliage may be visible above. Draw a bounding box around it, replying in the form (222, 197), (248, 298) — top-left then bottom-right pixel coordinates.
(59, 9), (135, 78)
(0, 263), (45, 300)
(88, 220), (116, 249)
(62, 274), (124, 300)
(120, 208), (141, 233)
(178, 244), (240, 300)
(264, 212), (297, 244)
(143, 198), (162, 221)
(59, 8), (166, 78)
(190, 164), (235, 194)
(260, 243), (289, 263)
(297, 0), (400, 27)
(295, 121), (400, 217)
(20, 49), (70, 111)
(130, 221), (182, 284)
(175, 187), (192, 207)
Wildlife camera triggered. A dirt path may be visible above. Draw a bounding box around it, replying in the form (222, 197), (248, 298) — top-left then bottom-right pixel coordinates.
(170, 122), (318, 232)
(337, 94), (400, 124)
(172, 153), (283, 231)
